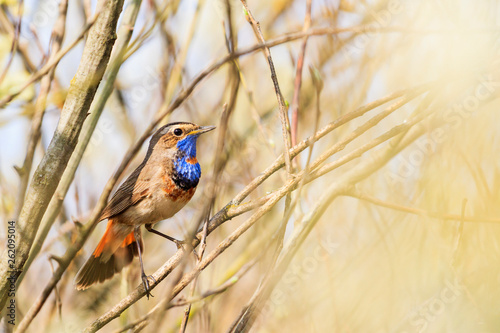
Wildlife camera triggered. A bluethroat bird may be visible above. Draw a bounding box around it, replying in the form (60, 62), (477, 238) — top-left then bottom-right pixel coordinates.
(74, 122), (215, 297)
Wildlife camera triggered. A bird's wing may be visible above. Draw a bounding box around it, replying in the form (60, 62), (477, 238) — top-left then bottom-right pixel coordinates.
(98, 162), (158, 221)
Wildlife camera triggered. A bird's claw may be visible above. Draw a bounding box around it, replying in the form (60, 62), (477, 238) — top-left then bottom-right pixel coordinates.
(174, 239), (185, 250)
(141, 273), (156, 299)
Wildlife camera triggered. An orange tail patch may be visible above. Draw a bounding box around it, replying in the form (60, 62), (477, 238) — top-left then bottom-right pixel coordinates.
(93, 221), (113, 257)
(121, 231), (136, 248)
(93, 221), (136, 258)
(75, 220), (142, 291)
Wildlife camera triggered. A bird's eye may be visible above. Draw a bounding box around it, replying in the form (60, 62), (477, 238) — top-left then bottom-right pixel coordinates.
(173, 128), (183, 136)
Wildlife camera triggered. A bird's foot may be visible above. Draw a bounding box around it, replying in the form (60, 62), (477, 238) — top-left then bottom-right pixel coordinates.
(141, 273), (156, 299)
(174, 239), (185, 250)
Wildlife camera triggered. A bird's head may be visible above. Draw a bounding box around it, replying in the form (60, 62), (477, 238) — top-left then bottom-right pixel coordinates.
(148, 122), (216, 158)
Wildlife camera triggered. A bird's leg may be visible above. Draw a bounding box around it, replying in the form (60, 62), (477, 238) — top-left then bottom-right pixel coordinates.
(134, 226), (155, 299)
(145, 223), (185, 249)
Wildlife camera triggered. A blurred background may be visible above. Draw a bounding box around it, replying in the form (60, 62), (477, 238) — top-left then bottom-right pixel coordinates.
(1, 0), (500, 332)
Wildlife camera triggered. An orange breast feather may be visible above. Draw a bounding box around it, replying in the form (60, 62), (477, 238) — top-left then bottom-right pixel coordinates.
(162, 175), (196, 202)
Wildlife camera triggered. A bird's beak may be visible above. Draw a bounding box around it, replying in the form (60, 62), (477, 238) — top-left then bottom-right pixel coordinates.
(188, 125), (216, 136)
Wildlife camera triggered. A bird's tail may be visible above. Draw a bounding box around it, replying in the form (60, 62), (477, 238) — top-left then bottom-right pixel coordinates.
(74, 219), (142, 290)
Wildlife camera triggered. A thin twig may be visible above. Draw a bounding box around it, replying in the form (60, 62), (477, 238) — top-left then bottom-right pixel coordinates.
(290, 0), (312, 150)
(452, 199), (467, 268)
(0, 8), (36, 74)
(240, 0), (293, 176)
(348, 191), (497, 223)
(178, 277), (196, 333)
(0, 7), (102, 108)
(162, 0), (204, 111)
(47, 257), (62, 320)
(0, 0), (23, 86)
(178, 188), (211, 333)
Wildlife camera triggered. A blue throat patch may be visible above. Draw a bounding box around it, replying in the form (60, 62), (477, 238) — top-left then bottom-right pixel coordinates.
(173, 135), (201, 189)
